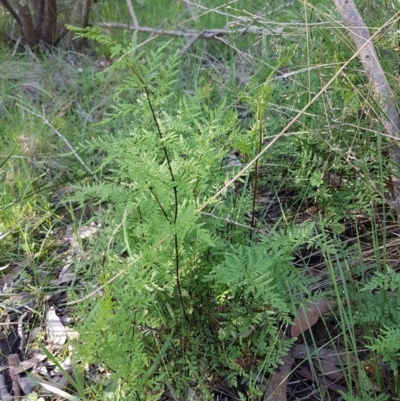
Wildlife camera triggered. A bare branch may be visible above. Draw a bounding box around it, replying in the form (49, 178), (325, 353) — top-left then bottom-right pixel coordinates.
(179, 31), (201, 54)
(200, 211), (261, 232)
(332, 0), (400, 208)
(126, 0), (138, 29)
(0, 0), (21, 27)
(182, 0), (196, 22)
(94, 22), (273, 38)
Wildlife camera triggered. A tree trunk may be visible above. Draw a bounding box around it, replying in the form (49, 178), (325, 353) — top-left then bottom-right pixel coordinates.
(32, 0), (44, 37)
(81, 0), (92, 29)
(42, 0), (57, 44)
(332, 0), (400, 210)
(12, 0), (37, 48)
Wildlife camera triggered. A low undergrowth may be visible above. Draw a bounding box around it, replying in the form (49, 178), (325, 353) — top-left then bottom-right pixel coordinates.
(1, 1), (400, 400)
(65, 24), (400, 400)
(68, 31), (311, 399)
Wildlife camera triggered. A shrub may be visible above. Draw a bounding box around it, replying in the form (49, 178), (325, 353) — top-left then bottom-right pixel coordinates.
(69, 30), (317, 399)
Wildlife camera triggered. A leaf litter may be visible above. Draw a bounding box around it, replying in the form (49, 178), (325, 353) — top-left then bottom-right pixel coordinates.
(0, 190), (100, 400)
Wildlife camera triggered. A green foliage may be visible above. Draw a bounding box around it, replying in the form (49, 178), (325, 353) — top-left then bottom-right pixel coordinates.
(70, 28), (317, 398)
(354, 267), (400, 383)
(354, 267), (400, 327)
(367, 327), (400, 372)
(68, 2), (400, 398)
(361, 267), (400, 293)
(2, 1), (400, 398)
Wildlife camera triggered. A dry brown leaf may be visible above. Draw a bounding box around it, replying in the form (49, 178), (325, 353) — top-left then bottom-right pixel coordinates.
(8, 353), (22, 397)
(314, 359), (343, 381)
(46, 307), (67, 349)
(17, 374), (36, 395)
(15, 354), (47, 375)
(292, 344), (356, 366)
(291, 299), (336, 337)
(263, 353), (294, 401)
(51, 272), (75, 286)
(53, 355), (73, 376)
(297, 366), (348, 395)
(0, 373), (13, 401)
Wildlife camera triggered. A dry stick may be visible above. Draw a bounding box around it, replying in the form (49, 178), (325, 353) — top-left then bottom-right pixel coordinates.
(197, 11), (400, 213)
(126, 0), (138, 29)
(16, 104), (97, 180)
(94, 23), (273, 38)
(0, 374), (12, 401)
(332, 0), (400, 210)
(200, 211), (261, 231)
(182, 0), (197, 21)
(179, 31), (202, 55)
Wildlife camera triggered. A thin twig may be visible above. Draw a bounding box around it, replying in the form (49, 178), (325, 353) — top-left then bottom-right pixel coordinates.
(179, 31), (202, 55)
(16, 104), (97, 180)
(126, 0), (138, 29)
(185, 0), (312, 24)
(182, 0), (196, 21)
(200, 211), (266, 232)
(18, 310), (30, 350)
(94, 22), (273, 37)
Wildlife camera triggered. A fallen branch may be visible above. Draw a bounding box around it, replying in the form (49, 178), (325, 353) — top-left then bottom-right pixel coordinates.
(332, 0), (400, 210)
(182, 0), (197, 22)
(94, 22), (273, 38)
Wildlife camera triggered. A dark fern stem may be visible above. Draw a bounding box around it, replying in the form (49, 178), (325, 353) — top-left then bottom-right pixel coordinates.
(128, 65), (189, 324)
(250, 105), (263, 238)
(148, 185), (170, 223)
(137, 206), (145, 240)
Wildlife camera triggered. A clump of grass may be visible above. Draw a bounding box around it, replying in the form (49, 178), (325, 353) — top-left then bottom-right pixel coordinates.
(0, 45), (118, 265)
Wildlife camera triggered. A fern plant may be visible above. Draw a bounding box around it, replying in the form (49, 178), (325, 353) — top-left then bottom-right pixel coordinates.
(69, 27), (318, 399)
